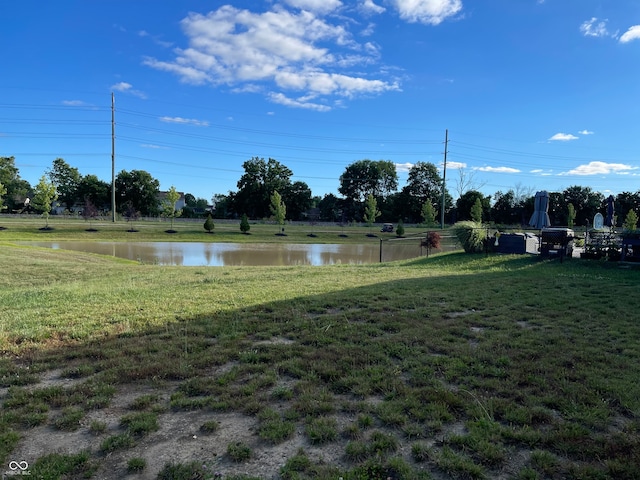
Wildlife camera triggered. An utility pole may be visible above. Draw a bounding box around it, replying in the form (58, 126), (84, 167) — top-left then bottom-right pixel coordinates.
(111, 92), (116, 223)
(440, 129), (448, 229)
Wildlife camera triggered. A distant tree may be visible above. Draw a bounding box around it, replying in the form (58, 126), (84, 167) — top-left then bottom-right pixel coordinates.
(0, 182), (6, 213)
(561, 185), (604, 226)
(623, 210), (638, 231)
(204, 214), (214, 233)
(615, 191), (640, 221)
(421, 200), (436, 226)
(396, 219), (405, 237)
(232, 157), (294, 219)
(32, 175), (58, 228)
(76, 174), (110, 211)
(363, 193), (381, 234)
(491, 190), (518, 225)
(47, 158), (81, 211)
(240, 213), (250, 234)
(456, 190), (490, 222)
(400, 162), (449, 223)
(339, 159), (398, 205)
(454, 167), (487, 199)
(470, 198), (483, 223)
(283, 181), (312, 221)
(184, 193), (196, 207)
(0, 156), (31, 212)
(567, 203), (576, 228)
(211, 194), (231, 219)
(82, 197), (100, 230)
(318, 193), (341, 222)
(162, 185), (182, 231)
(270, 190), (286, 233)
(123, 201), (140, 231)
(115, 170), (160, 217)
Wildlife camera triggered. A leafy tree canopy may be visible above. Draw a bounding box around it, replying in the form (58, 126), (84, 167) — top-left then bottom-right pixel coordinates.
(339, 159), (398, 204)
(47, 158), (81, 209)
(0, 156), (31, 211)
(115, 169), (160, 216)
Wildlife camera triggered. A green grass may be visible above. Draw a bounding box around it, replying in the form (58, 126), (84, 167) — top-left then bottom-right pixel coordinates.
(1, 230), (640, 478)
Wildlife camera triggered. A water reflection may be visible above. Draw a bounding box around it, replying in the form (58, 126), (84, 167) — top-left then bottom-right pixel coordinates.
(19, 241), (429, 266)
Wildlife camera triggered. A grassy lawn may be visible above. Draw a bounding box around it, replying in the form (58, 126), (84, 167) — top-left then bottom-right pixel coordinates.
(1, 228), (639, 479)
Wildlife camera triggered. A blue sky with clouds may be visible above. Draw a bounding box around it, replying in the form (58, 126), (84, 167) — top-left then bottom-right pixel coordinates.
(2, 0), (639, 202)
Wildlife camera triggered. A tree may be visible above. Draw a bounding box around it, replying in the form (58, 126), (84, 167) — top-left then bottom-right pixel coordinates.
(421, 200), (436, 226)
(0, 156), (31, 212)
(115, 170), (160, 217)
(77, 174), (110, 212)
(32, 175), (58, 228)
(470, 198), (483, 223)
(454, 167), (487, 199)
(47, 158), (81, 211)
(82, 197), (100, 230)
(240, 213), (250, 234)
(456, 190), (490, 222)
(283, 181), (312, 221)
(339, 159), (398, 204)
(396, 219), (405, 237)
(400, 162), (449, 223)
(318, 193), (341, 222)
(204, 214), (214, 233)
(561, 186), (604, 226)
(232, 157), (294, 219)
(123, 201), (140, 231)
(363, 193), (381, 233)
(567, 203), (576, 228)
(270, 190), (286, 233)
(0, 182), (6, 213)
(623, 210), (638, 231)
(491, 190), (518, 225)
(162, 186), (182, 231)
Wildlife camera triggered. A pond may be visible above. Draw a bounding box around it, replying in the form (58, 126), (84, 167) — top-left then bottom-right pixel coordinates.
(20, 241), (436, 266)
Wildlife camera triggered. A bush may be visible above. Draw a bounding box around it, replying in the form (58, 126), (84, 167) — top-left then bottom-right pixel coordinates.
(240, 214), (251, 234)
(395, 220), (405, 237)
(204, 214), (214, 233)
(453, 221), (487, 253)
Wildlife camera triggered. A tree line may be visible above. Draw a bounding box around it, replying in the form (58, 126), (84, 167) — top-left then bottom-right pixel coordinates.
(2, 155), (639, 227)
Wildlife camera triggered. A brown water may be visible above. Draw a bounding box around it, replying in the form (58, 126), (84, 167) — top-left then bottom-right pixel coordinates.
(20, 241), (438, 266)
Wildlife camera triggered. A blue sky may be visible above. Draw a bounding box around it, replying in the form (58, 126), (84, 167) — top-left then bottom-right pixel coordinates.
(2, 0), (639, 203)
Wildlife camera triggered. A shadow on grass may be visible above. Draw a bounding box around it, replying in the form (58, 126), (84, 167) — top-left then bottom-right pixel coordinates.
(3, 253), (640, 478)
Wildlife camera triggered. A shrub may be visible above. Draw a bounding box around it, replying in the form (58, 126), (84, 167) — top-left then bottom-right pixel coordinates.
(204, 214), (214, 233)
(227, 441), (252, 462)
(396, 220), (405, 237)
(240, 214), (251, 234)
(127, 457), (146, 472)
(453, 221), (487, 253)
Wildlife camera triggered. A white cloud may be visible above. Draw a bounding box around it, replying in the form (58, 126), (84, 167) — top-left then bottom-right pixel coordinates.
(282, 0), (342, 15)
(268, 92), (332, 111)
(578, 130), (594, 135)
(447, 161), (467, 169)
(395, 162), (414, 173)
(110, 82), (147, 99)
(549, 133), (579, 141)
(564, 161), (637, 176)
(620, 25), (640, 43)
(62, 100), (88, 106)
(474, 166), (520, 173)
(393, 0), (463, 25)
(580, 17), (611, 38)
(144, 5), (399, 110)
(361, 0), (386, 15)
(159, 116), (209, 127)
(140, 143), (168, 149)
